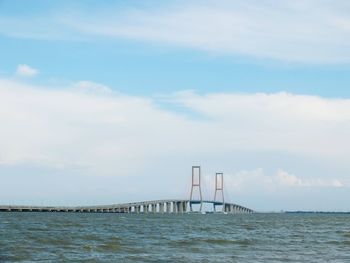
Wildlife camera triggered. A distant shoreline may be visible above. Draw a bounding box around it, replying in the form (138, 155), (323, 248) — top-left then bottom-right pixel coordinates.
(285, 211), (350, 214)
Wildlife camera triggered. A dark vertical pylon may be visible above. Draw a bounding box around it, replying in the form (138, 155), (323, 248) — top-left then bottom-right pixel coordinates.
(190, 166), (203, 212)
(213, 172), (225, 212)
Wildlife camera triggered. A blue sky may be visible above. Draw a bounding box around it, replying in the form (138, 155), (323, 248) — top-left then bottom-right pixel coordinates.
(1, 0), (350, 97)
(1, 0), (350, 211)
(3, 34), (350, 97)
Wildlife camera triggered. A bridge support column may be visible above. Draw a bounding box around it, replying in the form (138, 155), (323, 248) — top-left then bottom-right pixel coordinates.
(173, 202), (177, 213)
(143, 204), (148, 213)
(223, 204), (228, 213)
(229, 204), (233, 214)
(159, 203), (164, 213)
(152, 204), (156, 213)
(166, 202), (171, 213)
(231, 205), (236, 214)
(182, 201), (187, 213)
(233, 206), (237, 213)
(178, 202), (183, 213)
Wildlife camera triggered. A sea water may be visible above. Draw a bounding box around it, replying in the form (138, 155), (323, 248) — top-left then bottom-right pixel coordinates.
(1, 212), (350, 262)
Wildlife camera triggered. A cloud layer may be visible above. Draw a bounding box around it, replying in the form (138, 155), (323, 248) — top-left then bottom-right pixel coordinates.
(0, 78), (349, 208)
(2, 1), (350, 63)
(71, 0), (350, 63)
(2, 79), (350, 171)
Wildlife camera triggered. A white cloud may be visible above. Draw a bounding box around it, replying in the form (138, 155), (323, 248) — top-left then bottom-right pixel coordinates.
(57, 0), (350, 63)
(2, 1), (350, 63)
(2, 78), (350, 171)
(170, 91), (350, 161)
(15, 64), (38, 77)
(202, 169), (345, 197)
(72, 80), (112, 95)
(276, 169), (344, 188)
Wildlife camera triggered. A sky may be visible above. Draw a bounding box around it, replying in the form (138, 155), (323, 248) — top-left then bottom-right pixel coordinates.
(1, 0), (350, 211)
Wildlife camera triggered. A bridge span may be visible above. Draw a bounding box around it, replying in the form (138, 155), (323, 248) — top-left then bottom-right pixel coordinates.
(0, 166), (254, 214)
(0, 199), (253, 214)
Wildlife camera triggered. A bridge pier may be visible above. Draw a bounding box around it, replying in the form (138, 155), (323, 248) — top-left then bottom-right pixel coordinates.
(233, 206), (239, 213)
(159, 203), (164, 213)
(231, 204), (235, 213)
(166, 202), (171, 213)
(182, 201), (187, 213)
(178, 202), (183, 213)
(224, 204), (228, 213)
(172, 202), (177, 213)
(224, 204), (232, 213)
(171, 201), (186, 214)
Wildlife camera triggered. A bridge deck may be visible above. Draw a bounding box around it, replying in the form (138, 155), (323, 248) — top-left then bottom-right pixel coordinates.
(0, 199), (254, 214)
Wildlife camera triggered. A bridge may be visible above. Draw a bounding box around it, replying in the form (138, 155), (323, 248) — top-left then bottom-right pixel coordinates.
(0, 166), (254, 214)
(0, 200), (253, 213)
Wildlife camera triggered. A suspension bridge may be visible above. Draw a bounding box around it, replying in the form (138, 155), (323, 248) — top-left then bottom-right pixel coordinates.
(0, 166), (254, 214)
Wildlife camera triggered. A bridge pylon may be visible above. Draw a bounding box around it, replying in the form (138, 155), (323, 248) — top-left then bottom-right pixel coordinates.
(213, 172), (225, 212)
(189, 166), (203, 212)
